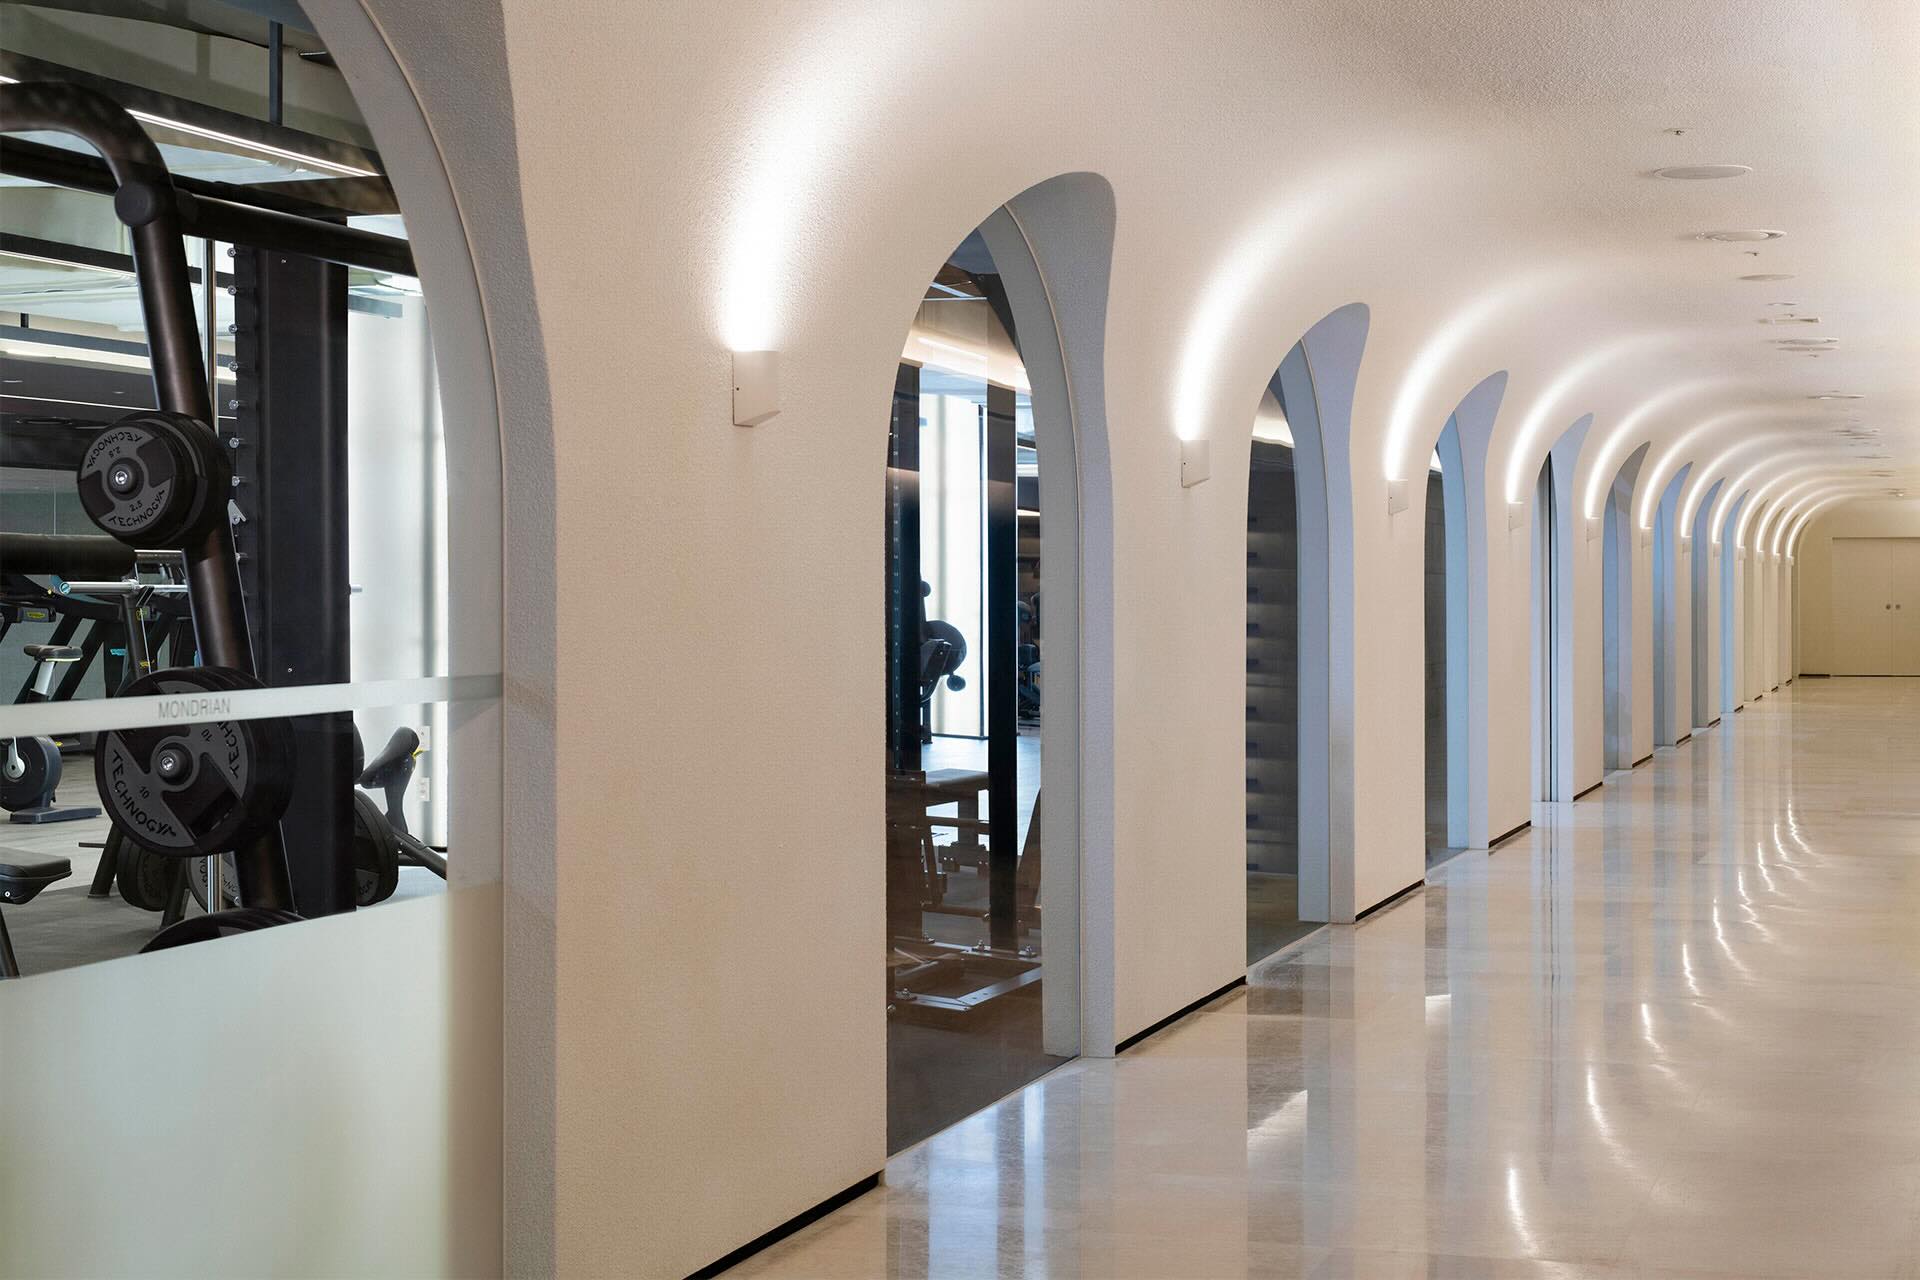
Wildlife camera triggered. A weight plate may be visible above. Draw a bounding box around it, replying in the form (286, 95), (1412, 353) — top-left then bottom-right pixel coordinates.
(113, 830), (173, 912)
(352, 790), (400, 906)
(76, 412), (226, 547)
(0, 736), (58, 811)
(95, 667), (294, 856)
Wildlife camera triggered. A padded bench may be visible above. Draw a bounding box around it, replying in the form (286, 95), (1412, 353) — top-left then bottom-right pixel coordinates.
(0, 850), (73, 978)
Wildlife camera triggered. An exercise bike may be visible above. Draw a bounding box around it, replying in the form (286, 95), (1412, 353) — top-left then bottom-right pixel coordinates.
(2, 644), (101, 825)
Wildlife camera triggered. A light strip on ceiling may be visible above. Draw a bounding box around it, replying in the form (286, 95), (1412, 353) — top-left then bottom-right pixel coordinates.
(0, 248), (133, 277)
(0, 337), (148, 371)
(0, 75), (377, 178)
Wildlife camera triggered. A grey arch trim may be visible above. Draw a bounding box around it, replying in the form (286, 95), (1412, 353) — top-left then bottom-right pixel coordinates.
(977, 171), (1117, 1054)
(295, 2), (559, 1272)
(1274, 301), (1368, 922)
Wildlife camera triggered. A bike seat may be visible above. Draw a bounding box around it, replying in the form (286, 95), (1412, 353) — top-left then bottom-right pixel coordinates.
(0, 852), (72, 904)
(22, 644), (82, 664)
(359, 727), (420, 788)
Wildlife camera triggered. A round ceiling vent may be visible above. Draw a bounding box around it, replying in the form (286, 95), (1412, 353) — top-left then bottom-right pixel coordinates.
(1655, 164), (1752, 180)
(1739, 273), (1796, 282)
(1699, 229), (1785, 242)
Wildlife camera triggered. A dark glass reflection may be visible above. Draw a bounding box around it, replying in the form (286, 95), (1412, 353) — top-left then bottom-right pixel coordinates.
(885, 229), (1062, 1152)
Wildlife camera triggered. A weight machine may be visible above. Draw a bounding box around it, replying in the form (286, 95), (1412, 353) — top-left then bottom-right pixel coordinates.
(0, 81), (428, 964)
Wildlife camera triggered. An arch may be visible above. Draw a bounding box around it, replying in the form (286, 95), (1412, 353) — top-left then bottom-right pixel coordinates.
(1690, 478), (1727, 729)
(1651, 463), (1693, 746)
(881, 171), (1116, 1141)
(1425, 371), (1506, 853)
(1532, 415), (1589, 801)
(1602, 443), (1650, 770)
(1720, 490), (1753, 714)
(1271, 302), (1368, 923)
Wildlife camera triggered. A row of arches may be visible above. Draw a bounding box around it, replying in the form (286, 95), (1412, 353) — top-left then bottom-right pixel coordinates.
(877, 175), (1821, 1147)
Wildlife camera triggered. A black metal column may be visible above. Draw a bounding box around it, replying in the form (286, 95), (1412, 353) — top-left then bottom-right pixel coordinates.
(985, 383), (1018, 951)
(885, 363), (923, 774)
(233, 248), (355, 915)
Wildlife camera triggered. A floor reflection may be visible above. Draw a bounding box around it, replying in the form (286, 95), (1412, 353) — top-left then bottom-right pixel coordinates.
(738, 679), (1920, 1277)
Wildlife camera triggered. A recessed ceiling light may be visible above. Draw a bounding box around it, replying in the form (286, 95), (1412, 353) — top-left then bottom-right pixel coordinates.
(1740, 273), (1796, 282)
(1655, 164), (1752, 180)
(1699, 229), (1785, 242)
(1810, 393), (1864, 400)
(1759, 316), (1821, 324)
(1776, 338), (1836, 346)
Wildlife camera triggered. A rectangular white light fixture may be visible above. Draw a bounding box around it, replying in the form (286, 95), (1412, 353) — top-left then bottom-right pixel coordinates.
(1180, 438), (1211, 488)
(1507, 500), (1526, 531)
(1387, 479), (1409, 515)
(732, 350), (780, 427)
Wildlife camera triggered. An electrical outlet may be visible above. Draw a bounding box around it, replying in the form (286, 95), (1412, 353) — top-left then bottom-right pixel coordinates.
(418, 777), (430, 803)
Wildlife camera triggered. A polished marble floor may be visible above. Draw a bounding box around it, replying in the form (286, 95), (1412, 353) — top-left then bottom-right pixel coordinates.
(738, 678), (1920, 1277)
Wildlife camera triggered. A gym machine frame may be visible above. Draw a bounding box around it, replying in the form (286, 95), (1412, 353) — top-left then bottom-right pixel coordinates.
(0, 82), (416, 921)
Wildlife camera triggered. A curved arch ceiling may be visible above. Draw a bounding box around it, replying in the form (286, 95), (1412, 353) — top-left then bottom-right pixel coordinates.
(688, 2), (1919, 522)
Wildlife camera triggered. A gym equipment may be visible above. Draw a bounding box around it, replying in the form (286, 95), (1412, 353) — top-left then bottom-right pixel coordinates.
(352, 791), (400, 906)
(184, 726), (446, 913)
(4, 80), (299, 924)
(1017, 594), (1041, 721)
(94, 667), (295, 858)
(75, 411), (231, 546)
(139, 907), (303, 953)
(2, 643), (104, 825)
(356, 727), (447, 877)
(884, 354), (1041, 1025)
(2, 733), (99, 825)
(111, 831), (176, 913)
(0, 851), (73, 978)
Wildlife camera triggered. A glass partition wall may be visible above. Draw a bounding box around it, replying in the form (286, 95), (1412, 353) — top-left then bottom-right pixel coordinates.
(886, 228), (1063, 1152)
(1246, 417), (1308, 962)
(0, 2), (469, 976)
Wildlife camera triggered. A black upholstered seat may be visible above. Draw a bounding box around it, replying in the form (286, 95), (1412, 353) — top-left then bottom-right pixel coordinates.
(0, 852), (73, 904)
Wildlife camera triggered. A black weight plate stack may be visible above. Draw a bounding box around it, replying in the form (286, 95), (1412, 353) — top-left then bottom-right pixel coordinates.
(111, 829), (172, 911)
(352, 790), (400, 906)
(140, 908), (303, 952)
(95, 667), (294, 857)
(0, 737), (58, 811)
(75, 411), (230, 547)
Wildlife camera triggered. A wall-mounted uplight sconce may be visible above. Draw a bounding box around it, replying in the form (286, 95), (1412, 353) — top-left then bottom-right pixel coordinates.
(1507, 501), (1526, 532)
(1387, 479), (1410, 515)
(1586, 516), (1601, 542)
(732, 350), (781, 427)
(1180, 438), (1211, 488)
